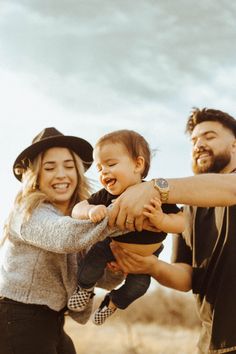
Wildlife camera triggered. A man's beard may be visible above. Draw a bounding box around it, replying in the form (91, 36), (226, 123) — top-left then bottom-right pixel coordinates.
(192, 149), (231, 174)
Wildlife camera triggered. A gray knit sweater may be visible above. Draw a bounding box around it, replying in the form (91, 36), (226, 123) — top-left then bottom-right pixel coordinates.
(0, 203), (124, 324)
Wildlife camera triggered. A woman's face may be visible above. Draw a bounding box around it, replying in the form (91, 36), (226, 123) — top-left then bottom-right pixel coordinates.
(39, 147), (78, 214)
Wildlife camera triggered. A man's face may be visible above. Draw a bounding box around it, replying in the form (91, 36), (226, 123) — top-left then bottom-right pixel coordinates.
(191, 121), (236, 174)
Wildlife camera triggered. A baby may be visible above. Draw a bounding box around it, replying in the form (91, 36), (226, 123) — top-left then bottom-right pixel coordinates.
(68, 129), (184, 325)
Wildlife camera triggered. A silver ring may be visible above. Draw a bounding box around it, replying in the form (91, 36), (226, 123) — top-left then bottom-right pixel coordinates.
(126, 220), (134, 224)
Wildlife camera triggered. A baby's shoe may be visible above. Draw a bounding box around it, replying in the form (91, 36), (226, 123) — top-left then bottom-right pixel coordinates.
(92, 294), (116, 325)
(67, 285), (95, 312)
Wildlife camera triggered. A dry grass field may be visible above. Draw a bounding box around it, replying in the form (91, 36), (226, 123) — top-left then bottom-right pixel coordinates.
(65, 287), (200, 354)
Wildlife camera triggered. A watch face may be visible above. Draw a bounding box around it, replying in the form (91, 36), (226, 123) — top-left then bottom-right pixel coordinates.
(157, 178), (168, 188)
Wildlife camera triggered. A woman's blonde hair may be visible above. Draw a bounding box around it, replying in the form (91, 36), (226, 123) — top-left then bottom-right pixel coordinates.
(2, 148), (91, 244)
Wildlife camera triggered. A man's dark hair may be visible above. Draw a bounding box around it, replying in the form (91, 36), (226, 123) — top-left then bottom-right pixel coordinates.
(185, 108), (236, 137)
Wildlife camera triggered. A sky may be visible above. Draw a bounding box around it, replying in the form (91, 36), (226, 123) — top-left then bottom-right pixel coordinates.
(0, 0), (236, 262)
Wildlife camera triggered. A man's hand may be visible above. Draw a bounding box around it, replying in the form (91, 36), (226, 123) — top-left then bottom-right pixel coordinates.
(110, 242), (192, 292)
(108, 181), (160, 231)
(106, 262), (125, 275)
(110, 242), (157, 275)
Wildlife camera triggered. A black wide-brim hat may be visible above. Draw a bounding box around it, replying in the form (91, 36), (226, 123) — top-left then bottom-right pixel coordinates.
(13, 127), (93, 181)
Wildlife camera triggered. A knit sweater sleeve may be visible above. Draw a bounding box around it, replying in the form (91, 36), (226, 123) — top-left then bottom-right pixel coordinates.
(11, 203), (123, 254)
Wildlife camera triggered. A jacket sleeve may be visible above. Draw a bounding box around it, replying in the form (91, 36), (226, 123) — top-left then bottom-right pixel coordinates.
(10, 204), (123, 254)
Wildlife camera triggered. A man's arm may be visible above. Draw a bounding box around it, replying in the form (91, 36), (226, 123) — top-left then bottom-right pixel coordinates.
(166, 173), (236, 206)
(110, 243), (192, 292)
(109, 173), (236, 230)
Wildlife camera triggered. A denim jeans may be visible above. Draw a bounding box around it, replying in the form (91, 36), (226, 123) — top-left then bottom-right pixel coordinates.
(78, 237), (163, 309)
(0, 297), (76, 354)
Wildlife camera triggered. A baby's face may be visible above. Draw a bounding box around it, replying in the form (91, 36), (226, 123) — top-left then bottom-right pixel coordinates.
(94, 142), (142, 195)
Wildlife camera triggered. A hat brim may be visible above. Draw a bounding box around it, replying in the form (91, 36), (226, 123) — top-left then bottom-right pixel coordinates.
(13, 135), (93, 181)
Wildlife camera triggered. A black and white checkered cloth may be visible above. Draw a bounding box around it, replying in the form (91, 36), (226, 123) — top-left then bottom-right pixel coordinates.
(67, 286), (94, 312)
(92, 294), (116, 325)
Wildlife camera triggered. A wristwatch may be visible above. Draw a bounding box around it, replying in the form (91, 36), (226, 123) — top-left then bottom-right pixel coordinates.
(152, 178), (170, 203)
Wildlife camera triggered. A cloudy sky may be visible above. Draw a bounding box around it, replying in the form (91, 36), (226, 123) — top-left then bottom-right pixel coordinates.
(1, 0), (236, 261)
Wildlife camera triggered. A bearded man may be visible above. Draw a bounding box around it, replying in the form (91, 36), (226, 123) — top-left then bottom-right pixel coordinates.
(109, 108), (236, 354)
(172, 108), (236, 353)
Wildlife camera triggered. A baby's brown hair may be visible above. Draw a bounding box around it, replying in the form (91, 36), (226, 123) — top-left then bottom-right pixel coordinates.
(95, 129), (151, 178)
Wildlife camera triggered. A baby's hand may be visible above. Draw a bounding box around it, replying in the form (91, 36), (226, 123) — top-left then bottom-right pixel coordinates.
(88, 205), (108, 223)
(143, 218), (162, 232)
(143, 197), (165, 230)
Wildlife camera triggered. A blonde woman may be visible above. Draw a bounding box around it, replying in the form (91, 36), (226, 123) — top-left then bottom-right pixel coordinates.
(0, 127), (123, 354)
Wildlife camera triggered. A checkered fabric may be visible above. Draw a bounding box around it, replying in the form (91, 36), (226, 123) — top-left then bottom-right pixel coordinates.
(92, 294), (116, 325)
(67, 286), (94, 312)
